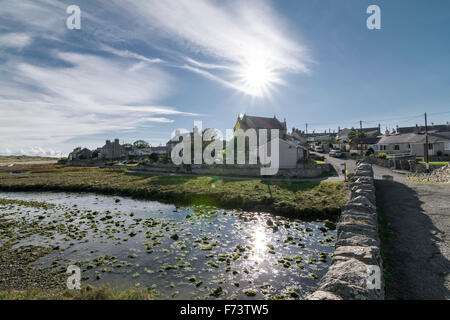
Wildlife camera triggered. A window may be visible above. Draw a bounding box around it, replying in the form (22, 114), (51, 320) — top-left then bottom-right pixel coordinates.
(407, 144), (411, 149)
(428, 143), (433, 150)
(394, 145), (400, 150)
(445, 142), (450, 150)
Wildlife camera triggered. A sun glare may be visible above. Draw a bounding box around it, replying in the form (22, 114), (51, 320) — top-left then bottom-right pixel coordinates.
(236, 56), (279, 98)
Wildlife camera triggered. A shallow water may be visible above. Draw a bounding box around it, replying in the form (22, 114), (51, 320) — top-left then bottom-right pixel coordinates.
(0, 191), (336, 299)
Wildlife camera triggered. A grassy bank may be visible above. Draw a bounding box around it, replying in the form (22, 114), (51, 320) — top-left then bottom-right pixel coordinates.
(0, 285), (153, 300)
(0, 165), (348, 219)
(0, 155), (58, 164)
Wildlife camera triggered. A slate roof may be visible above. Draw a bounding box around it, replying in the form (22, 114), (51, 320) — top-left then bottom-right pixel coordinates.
(397, 124), (450, 134)
(239, 115), (286, 130)
(375, 132), (450, 144)
(352, 137), (381, 144)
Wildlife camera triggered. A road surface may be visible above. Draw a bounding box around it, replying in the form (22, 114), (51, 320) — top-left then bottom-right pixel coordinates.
(323, 152), (450, 299)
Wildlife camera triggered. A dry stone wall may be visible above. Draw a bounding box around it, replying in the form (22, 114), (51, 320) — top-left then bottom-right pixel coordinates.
(408, 163), (450, 183)
(307, 159), (384, 300)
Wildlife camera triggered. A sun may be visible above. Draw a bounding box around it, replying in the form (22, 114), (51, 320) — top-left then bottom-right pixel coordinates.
(236, 56), (279, 97)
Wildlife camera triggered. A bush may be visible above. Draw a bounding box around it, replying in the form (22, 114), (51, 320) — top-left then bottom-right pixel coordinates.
(377, 153), (387, 159)
(160, 154), (169, 164)
(437, 150), (443, 157)
(350, 152), (359, 157)
(149, 153), (159, 162)
(365, 148), (375, 156)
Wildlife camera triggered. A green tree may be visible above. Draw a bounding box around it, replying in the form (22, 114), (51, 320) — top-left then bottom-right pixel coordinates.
(348, 130), (366, 140)
(133, 140), (150, 149)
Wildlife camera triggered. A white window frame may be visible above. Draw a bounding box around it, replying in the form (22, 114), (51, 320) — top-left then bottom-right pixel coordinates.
(445, 142), (450, 150)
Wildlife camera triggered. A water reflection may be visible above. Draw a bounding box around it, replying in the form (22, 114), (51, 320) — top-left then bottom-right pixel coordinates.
(0, 191), (336, 300)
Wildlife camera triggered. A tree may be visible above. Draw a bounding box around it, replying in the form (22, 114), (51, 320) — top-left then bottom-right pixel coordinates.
(133, 140), (150, 149)
(92, 150), (99, 158)
(348, 130), (366, 140)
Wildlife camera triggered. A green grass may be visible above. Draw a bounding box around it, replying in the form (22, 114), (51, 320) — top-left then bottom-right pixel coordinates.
(0, 165), (348, 219)
(417, 161), (448, 166)
(0, 285), (154, 300)
(0, 155), (57, 163)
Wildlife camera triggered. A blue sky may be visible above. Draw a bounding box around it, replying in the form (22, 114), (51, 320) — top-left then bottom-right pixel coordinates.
(1, 0), (449, 156)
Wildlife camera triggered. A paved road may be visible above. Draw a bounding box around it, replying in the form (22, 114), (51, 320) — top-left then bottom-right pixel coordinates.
(322, 152), (406, 182)
(323, 152), (449, 299)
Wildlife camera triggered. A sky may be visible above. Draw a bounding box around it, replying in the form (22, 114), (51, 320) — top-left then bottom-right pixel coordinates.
(1, 0), (450, 157)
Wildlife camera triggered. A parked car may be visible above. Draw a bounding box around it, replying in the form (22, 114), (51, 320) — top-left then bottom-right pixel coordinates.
(329, 149), (342, 158)
(314, 146), (324, 153)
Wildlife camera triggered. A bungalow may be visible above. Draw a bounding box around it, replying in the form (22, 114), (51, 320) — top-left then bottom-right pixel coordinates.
(350, 137), (381, 153)
(374, 132), (450, 157)
(337, 127), (380, 141)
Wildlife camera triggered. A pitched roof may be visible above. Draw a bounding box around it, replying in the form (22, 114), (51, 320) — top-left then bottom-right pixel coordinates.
(375, 132), (450, 144)
(240, 115), (286, 130)
(339, 127), (379, 135)
(352, 137), (381, 144)
(397, 124), (450, 134)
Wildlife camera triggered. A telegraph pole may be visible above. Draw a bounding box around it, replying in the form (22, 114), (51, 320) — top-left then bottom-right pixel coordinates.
(425, 112), (430, 172)
(305, 123), (308, 135)
(360, 120), (363, 156)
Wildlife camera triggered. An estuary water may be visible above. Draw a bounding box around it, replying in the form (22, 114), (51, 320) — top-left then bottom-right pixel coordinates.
(0, 191), (336, 299)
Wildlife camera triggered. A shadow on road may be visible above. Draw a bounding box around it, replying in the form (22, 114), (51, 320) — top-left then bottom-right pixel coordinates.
(375, 180), (449, 299)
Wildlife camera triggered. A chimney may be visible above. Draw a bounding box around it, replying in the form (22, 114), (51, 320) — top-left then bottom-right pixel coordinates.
(414, 124), (420, 134)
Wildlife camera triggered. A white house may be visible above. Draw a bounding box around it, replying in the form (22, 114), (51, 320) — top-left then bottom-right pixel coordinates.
(260, 137), (309, 169)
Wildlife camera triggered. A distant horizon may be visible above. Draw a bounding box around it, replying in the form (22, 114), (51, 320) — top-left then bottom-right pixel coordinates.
(2, 118), (450, 158)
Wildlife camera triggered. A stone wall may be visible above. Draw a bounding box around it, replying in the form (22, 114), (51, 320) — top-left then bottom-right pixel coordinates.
(363, 156), (445, 173)
(307, 159), (384, 300)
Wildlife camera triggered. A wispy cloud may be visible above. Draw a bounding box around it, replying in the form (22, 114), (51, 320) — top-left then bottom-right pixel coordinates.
(0, 32), (32, 49)
(100, 44), (164, 64)
(109, 0), (310, 96)
(0, 0), (309, 155)
(0, 52), (193, 155)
